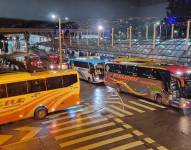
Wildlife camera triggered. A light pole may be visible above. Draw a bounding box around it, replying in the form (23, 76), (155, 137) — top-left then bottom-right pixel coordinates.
(97, 25), (103, 47)
(51, 15), (69, 69)
(51, 14), (62, 69)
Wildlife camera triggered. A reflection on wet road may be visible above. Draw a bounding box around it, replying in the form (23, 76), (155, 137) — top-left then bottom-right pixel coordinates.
(0, 81), (191, 150)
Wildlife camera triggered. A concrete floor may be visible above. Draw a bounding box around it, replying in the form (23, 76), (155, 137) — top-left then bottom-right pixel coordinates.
(0, 81), (191, 150)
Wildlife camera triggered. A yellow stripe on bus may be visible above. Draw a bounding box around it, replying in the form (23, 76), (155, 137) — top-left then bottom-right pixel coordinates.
(55, 122), (115, 140)
(75, 134), (133, 150)
(59, 128), (124, 148)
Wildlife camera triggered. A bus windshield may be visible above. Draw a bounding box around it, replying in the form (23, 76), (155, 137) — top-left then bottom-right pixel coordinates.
(95, 63), (104, 75)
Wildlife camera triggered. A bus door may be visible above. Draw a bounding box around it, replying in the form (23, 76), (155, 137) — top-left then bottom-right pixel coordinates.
(95, 63), (104, 79)
(169, 76), (181, 101)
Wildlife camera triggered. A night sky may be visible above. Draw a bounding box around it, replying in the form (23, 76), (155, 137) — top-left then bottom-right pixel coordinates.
(0, 0), (167, 21)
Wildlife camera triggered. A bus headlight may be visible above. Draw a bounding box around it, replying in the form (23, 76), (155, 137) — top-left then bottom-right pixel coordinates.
(95, 77), (100, 81)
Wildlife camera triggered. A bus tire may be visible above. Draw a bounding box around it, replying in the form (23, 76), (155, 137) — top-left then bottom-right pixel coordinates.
(155, 94), (162, 104)
(34, 107), (48, 120)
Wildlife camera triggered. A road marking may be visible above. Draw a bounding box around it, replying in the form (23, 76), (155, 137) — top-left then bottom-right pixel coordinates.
(48, 113), (101, 129)
(104, 107), (125, 117)
(75, 134), (133, 150)
(107, 97), (120, 100)
(0, 135), (13, 145)
(133, 130), (144, 136)
(105, 101), (145, 113)
(51, 117), (108, 134)
(122, 124), (132, 129)
(15, 126), (41, 141)
(139, 99), (166, 108)
(48, 105), (84, 119)
(120, 103), (145, 113)
(144, 137), (155, 144)
(129, 101), (156, 111)
(42, 106), (95, 124)
(59, 128), (124, 148)
(114, 118), (124, 123)
(157, 146), (169, 150)
(110, 141), (144, 150)
(109, 105), (134, 116)
(55, 122), (115, 140)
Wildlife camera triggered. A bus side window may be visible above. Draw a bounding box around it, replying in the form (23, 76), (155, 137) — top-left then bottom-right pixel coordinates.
(126, 66), (135, 76)
(7, 81), (27, 97)
(28, 79), (46, 93)
(151, 69), (162, 80)
(63, 74), (78, 87)
(46, 76), (63, 90)
(112, 64), (123, 74)
(0, 84), (7, 98)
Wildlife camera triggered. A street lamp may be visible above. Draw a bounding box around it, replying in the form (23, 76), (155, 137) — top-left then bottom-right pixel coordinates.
(98, 25), (103, 31)
(51, 14), (62, 69)
(97, 25), (104, 47)
(65, 17), (69, 21)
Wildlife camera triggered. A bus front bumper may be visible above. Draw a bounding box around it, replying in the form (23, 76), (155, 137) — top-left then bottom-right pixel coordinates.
(171, 98), (191, 109)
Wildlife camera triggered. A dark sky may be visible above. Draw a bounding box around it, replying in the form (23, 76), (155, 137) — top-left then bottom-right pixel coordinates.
(0, 0), (167, 21)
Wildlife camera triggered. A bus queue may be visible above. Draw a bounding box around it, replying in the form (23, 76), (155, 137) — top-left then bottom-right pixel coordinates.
(1, 54), (191, 125)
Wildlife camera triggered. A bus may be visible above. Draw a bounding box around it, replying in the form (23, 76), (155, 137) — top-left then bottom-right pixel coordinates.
(0, 70), (80, 125)
(70, 56), (110, 83)
(104, 58), (191, 109)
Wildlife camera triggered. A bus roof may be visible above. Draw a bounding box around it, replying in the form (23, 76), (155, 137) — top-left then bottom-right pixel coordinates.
(113, 57), (161, 63)
(106, 61), (191, 74)
(70, 57), (109, 64)
(0, 69), (77, 84)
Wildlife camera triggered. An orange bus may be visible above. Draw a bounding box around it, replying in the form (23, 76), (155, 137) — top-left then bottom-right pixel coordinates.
(0, 70), (80, 125)
(105, 58), (191, 109)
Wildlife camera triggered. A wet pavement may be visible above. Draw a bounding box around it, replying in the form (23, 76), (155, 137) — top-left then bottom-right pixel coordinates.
(0, 81), (191, 150)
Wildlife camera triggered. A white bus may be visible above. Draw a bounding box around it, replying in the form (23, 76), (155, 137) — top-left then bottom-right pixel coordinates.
(70, 57), (110, 83)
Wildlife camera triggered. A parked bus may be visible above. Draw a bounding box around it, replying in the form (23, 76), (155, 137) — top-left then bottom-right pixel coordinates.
(105, 58), (191, 109)
(70, 56), (110, 83)
(0, 70), (80, 125)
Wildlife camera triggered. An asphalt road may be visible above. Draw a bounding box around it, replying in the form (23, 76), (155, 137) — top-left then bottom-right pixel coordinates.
(0, 81), (191, 150)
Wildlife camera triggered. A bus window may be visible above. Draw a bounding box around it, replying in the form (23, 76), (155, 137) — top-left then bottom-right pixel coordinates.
(151, 69), (162, 80)
(28, 79), (46, 93)
(112, 64), (123, 74)
(46, 76), (63, 90)
(126, 66), (137, 76)
(63, 74), (78, 87)
(7, 81), (27, 97)
(0, 84), (7, 98)
(80, 62), (89, 68)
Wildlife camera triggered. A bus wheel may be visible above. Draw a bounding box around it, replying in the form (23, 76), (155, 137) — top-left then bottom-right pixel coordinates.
(34, 107), (48, 120)
(155, 94), (162, 104)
